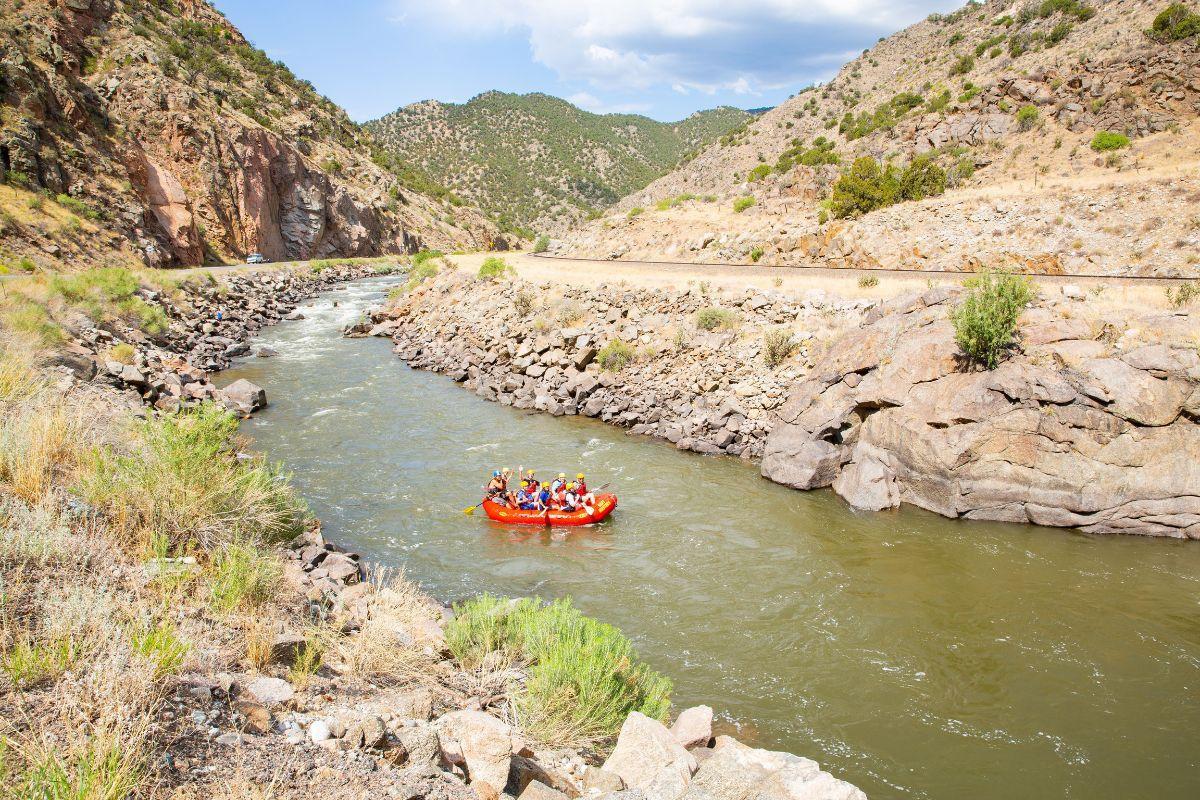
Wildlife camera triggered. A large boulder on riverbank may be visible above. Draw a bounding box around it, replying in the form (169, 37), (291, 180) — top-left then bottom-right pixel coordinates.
(762, 289), (1200, 538)
(603, 712), (698, 798)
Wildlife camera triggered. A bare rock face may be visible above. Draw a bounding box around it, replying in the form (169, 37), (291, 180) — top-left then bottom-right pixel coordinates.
(670, 705), (714, 750)
(762, 290), (1200, 538)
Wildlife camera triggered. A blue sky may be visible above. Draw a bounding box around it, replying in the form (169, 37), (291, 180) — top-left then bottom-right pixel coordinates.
(211, 1), (960, 123)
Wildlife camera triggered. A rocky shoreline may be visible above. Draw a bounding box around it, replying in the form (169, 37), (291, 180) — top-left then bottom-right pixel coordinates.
(363, 271), (870, 461)
(364, 270), (1199, 539)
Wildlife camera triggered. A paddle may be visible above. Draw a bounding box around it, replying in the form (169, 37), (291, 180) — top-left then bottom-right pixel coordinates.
(462, 498), (487, 515)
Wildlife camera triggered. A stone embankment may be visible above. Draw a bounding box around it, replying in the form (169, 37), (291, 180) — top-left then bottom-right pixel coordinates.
(53, 263), (381, 415)
(362, 272), (870, 460)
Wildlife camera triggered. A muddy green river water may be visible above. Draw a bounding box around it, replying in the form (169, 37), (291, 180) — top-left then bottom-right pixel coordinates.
(224, 278), (1200, 799)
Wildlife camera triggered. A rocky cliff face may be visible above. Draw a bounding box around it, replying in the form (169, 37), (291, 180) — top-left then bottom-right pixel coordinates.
(762, 287), (1200, 538)
(0, 0), (499, 269)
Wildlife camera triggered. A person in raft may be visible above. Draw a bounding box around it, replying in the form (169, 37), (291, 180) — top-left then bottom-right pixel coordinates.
(486, 469), (593, 513)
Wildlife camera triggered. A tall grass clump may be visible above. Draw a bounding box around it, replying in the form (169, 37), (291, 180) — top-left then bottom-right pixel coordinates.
(81, 403), (304, 555)
(446, 595), (671, 746)
(7, 736), (143, 800)
(532, 235), (550, 253)
(950, 271), (1036, 368)
(596, 340), (634, 371)
(50, 268), (168, 335)
(128, 619), (190, 677)
(762, 329), (799, 368)
(206, 540), (283, 613)
(695, 307), (740, 332)
(477, 256), (512, 281)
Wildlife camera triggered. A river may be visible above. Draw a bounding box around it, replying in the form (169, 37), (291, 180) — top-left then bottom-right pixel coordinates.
(223, 277), (1200, 800)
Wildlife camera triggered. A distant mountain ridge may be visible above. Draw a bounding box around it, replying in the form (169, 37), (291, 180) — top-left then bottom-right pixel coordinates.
(365, 91), (752, 235)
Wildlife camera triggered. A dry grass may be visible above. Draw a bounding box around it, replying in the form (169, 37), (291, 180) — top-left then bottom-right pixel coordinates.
(322, 569), (435, 686)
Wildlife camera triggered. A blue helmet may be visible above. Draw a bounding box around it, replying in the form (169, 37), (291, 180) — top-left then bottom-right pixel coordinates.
(493, 470), (501, 477)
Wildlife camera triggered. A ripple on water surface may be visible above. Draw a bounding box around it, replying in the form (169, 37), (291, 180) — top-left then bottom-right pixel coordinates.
(223, 278), (1200, 800)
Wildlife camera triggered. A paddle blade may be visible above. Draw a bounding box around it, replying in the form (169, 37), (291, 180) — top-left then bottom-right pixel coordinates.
(463, 505), (478, 515)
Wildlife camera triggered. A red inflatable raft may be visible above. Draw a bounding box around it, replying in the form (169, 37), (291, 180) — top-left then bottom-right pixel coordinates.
(482, 493), (618, 526)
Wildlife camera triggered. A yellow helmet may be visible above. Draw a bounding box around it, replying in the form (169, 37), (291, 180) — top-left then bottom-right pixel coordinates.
(567, 482), (576, 490)
(540, 482), (549, 489)
(576, 473), (585, 479)
(557, 472), (566, 479)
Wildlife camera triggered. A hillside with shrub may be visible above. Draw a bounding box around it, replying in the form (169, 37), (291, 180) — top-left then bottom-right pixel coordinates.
(365, 92), (751, 236)
(0, 0), (500, 272)
(560, 0), (1200, 279)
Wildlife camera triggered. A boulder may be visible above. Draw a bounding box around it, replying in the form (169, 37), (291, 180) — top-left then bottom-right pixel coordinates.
(217, 379), (267, 414)
(671, 705), (714, 750)
(244, 677), (293, 707)
(344, 715), (387, 749)
(438, 710), (514, 792)
(679, 737), (865, 800)
(602, 712), (698, 798)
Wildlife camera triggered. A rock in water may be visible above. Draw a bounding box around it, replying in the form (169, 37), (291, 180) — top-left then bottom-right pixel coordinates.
(217, 379), (267, 415)
(602, 712), (698, 798)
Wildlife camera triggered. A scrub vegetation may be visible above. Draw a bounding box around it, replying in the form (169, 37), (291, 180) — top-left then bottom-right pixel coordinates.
(950, 270), (1036, 368)
(446, 595), (671, 746)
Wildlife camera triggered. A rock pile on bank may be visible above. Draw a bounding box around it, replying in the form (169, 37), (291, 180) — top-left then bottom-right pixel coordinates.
(762, 286), (1200, 538)
(374, 272), (869, 459)
(53, 263), (380, 416)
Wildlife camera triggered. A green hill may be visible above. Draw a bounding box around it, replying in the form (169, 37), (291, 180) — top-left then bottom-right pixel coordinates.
(365, 92), (751, 236)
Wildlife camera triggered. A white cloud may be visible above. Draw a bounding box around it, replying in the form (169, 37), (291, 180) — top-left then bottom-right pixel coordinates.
(390, 0), (955, 94)
(567, 91), (652, 115)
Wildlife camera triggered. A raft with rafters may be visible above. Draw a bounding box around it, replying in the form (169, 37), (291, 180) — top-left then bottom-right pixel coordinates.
(481, 493), (617, 526)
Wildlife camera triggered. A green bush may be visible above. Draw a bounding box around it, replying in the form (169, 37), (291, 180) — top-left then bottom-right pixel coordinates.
(404, 260), (439, 290)
(950, 271), (1036, 368)
(1090, 131), (1130, 151)
(831, 157), (899, 219)
(596, 340), (635, 371)
(627, 207), (645, 219)
(411, 249), (444, 268)
(762, 329), (798, 368)
(532, 235), (550, 253)
(950, 54), (975, 76)
(749, 247), (764, 263)
(446, 595), (671, 746)
(1150, 3), (1200, 39)
(1048, 20), (1074, 43)
(695, 307), (740, 332)
(1016, 104), (1039, 130)
(1165, 280), (1200, 307)
(858, 274), (879, 288)
(831, 156), (947, 219)
(207, 540), (283, 613)
(748, 164), (772, 182)
(732, 196), (756, 213)
(898, 155), (947, 202)
(477, 256), (511, 281)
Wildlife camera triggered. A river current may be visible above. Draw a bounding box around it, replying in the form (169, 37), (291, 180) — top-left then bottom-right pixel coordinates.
(224, 277), (1200, 800)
